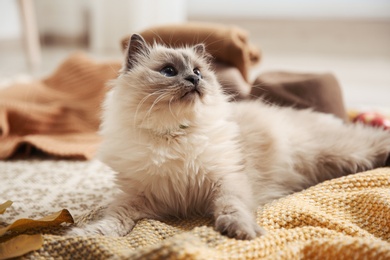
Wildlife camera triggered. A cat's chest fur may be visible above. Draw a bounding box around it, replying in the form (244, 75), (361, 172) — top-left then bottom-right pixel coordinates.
(116, 127), (220, 216)
(147, 128), (209, 174)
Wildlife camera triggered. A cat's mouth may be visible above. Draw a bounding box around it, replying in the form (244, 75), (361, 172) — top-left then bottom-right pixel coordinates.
(181, 86), (203, 100)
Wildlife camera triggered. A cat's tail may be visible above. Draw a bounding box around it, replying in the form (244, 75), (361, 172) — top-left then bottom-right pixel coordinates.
(296, 121), (390, 185)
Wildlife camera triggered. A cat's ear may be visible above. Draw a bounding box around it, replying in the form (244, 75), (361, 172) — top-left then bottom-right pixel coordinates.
(193, 43), (206, 56)
(125, 34), (150, 70)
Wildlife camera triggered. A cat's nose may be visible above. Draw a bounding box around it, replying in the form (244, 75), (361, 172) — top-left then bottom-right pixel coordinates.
(185, 75), (200, 86)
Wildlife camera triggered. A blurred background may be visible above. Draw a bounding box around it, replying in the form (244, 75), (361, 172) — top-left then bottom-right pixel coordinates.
(0, 0), (389, 110)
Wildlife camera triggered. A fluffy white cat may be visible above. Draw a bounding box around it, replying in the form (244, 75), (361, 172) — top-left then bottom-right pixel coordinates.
(69, 34), (390, 240)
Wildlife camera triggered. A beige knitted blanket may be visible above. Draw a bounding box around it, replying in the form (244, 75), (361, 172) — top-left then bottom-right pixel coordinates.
(1, 159), (389, 259)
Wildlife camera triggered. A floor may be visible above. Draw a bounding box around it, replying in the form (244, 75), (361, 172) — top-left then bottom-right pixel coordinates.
(1, 18), (389, 112)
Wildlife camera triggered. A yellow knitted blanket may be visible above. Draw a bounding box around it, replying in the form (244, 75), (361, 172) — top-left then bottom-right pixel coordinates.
(3, 167), (388, 259)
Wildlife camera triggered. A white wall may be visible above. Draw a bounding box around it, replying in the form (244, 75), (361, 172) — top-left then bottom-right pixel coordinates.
(187, 0), (390, 19)
(0, 0), (21, 40)
(0, 0), (186, 51)
(1, 0), (389, 45)
(35, 0), (88, 40)
(89, 0), (187, 52)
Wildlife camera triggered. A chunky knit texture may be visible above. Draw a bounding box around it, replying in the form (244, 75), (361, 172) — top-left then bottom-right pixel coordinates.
(0, 53), (120, 159)
(5, 166), (387, 259)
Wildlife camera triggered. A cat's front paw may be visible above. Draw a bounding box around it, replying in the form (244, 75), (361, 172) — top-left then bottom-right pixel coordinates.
(215, 213), (265, 240)
(66, 226), (99, 236)
(66, 217), (135, 237)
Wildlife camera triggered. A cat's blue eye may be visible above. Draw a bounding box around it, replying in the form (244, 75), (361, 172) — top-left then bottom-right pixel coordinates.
(193, 68), (202, 78)
(160, 66), (178, 77)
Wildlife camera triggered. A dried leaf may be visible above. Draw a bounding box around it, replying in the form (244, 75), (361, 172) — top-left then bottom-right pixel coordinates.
(0, 234), (43, 260)
(0, 201), (13, 215)
(0, 209), (74, 236)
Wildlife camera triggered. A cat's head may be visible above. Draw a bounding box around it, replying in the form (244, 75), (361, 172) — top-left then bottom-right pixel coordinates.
(113, 34), (225, 128)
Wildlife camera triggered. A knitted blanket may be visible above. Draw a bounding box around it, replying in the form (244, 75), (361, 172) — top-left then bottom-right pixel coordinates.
(1, 159), (389, 259)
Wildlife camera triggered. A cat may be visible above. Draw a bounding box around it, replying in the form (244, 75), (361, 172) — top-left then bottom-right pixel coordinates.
(68, 34), (390, 240)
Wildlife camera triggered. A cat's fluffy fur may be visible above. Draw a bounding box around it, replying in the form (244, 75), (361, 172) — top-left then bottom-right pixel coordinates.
(69, 34), (390, 240)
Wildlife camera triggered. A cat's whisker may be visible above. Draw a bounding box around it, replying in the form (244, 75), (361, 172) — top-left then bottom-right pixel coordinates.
(168, 96), (179, 122)
(135, 89), (168, 140)
(250, 83), (267, 92)
(150, 30), (164, 45)
(142, 92), (171, 126)
(203, 37), (233, 51)
(134, 91), (160, 139)
(108, 64), (121, 75)
(228, 94), (239, 103)
(169, 33), (176, 47)
(201, 32), (219, 48)
(134, 89), (167, 127)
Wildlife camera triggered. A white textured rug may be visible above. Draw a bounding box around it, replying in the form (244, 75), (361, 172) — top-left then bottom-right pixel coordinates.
(1, 159), (118, 224)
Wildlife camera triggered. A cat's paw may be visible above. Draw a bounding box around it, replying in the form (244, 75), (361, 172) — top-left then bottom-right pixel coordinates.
(66, 226), (99, 236)
(215, 213), (266, 240)
(66, 217), (135, 237)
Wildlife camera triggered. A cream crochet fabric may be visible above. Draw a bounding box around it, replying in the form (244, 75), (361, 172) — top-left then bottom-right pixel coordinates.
(2, 159), (387, 259)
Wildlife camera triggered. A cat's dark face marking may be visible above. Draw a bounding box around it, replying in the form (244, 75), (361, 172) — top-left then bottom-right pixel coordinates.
(122, 34), (217, 107)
